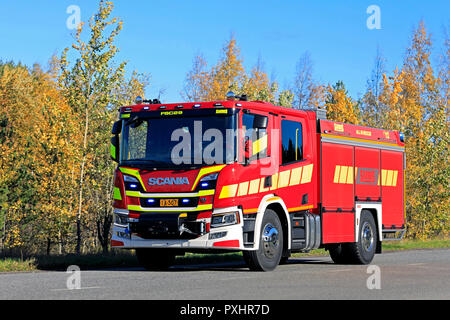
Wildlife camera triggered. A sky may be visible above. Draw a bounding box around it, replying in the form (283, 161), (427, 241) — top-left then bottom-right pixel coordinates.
(0, 0), (448, 103)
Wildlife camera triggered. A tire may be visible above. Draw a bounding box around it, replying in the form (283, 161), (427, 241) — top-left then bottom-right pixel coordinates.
(279, 256), (290, 265)
(243, 209), (283, 271)
(328, 210), (378, 265)
(328, 243), (352, 264)
(346, 210), (378, 264)
(136, 248), (176, 271)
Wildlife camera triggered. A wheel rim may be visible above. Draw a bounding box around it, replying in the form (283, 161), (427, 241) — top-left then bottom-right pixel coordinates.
(262, 223), (280, 259)
(361, 222), (374, 252)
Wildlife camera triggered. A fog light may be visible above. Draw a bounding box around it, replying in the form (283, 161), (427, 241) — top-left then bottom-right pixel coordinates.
(210, 211), (239, 228)
(209, 231), (227, 240)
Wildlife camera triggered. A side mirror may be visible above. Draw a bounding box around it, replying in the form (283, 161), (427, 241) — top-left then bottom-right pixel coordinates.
(253, 115), (268, 129)
(110, 136), (120, 163)
(112, 121), (122, 135)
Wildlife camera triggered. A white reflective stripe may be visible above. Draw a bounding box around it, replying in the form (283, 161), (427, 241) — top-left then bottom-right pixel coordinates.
(355, 203), (382, 242)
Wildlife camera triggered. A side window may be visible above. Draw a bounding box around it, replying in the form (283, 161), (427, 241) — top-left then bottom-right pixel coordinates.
(281, 120), (303, 165)
(125, 120), (148, 160)
(242, 113), (268, 160)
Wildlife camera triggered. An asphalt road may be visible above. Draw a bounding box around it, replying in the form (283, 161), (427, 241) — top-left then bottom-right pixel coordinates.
(0, 248), (448, 300)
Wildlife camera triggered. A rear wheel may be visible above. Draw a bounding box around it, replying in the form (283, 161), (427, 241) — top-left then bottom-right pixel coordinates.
(346, 210), (377, 264)
(136, 248), (176, 271)
(328, 210), (377, 265)
(328, 243), (352, 264)
(243, 209), (283, 271)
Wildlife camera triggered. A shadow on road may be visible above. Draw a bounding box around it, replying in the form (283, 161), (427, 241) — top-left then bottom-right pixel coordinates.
(99, 256), (333, 273)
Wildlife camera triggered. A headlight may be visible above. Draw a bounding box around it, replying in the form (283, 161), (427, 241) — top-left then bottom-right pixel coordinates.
(123, 175), (143, 191)
(114, 213), (129, 226)
(210, 211), (240, 228)
(201, 173), (218, 181)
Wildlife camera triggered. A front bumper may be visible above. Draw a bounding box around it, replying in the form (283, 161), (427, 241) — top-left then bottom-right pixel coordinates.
(111, 207), (245, 250)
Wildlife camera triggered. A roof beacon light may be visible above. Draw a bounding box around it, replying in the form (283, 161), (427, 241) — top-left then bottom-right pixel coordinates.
(227, 91), (236, 101)
(135, 96), (144, 105)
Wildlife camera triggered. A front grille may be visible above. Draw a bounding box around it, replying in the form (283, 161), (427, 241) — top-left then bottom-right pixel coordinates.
(130, 212), (204, 240)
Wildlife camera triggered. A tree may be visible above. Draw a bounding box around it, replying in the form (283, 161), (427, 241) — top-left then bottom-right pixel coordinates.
(243, 57), (278, 103)
(361, 47), (388, 127)
(182, 54), (208, 102)
(57, 0), (148, 253)
(380, 21), (448, 239)
(0, 62), (80, 254)
(293, 51), (314, 109)
(325, 81), (359, 124)
(203, 36), (247, 101)
(278, 89), (295, 108)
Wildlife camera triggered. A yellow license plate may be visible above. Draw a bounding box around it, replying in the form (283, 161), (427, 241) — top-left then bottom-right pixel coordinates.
(160, 199), (178, 207)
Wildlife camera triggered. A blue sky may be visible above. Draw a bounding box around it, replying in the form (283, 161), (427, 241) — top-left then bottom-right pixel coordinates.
(0, 0), (448, 103)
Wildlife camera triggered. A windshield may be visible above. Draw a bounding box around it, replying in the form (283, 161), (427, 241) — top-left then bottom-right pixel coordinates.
(121, 114), (237, 169)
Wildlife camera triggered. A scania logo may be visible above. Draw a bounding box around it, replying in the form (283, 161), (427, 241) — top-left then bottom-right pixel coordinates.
(148, 177), (190, 186)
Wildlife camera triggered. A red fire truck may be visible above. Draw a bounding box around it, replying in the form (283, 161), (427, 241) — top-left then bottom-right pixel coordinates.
(110, 95), (405, 271)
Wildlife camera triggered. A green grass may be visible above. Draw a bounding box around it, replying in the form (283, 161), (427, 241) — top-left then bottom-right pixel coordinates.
(382, 238), (450, 251)
(0, 238), (448, 272)
(0, 258), (36, 272)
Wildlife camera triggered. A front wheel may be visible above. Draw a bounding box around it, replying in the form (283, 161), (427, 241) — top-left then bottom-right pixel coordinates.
(243, 209), (283, 271)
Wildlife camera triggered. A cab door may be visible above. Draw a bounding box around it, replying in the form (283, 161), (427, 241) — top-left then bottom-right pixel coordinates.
(274, 114), (315, 212)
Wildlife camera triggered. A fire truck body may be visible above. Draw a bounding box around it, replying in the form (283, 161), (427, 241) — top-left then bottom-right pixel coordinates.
(110, 99), (405, 271)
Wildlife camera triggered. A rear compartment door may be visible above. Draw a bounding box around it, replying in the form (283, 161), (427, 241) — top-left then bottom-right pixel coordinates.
(321, 142), (355, 243)
(355, 147), (381, 202)
(381, 150), (405, 228)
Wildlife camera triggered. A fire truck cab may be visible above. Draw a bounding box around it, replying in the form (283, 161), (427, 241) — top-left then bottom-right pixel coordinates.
(110, 97), (405, 271)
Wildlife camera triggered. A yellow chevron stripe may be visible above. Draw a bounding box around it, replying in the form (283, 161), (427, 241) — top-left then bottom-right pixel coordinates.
(218, 164), (314, 199)
(113, 187), (122, 200)
(237, 181), (249, 197)
(119, 167), (145, 189)
(191, 164), (226, 191)
(219, 184), (238, 199)
(248, 179), (260, 195)
(301, 164), (314, 184)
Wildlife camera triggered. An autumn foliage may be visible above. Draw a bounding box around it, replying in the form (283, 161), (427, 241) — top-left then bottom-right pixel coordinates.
(0, 3), (447, 256)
